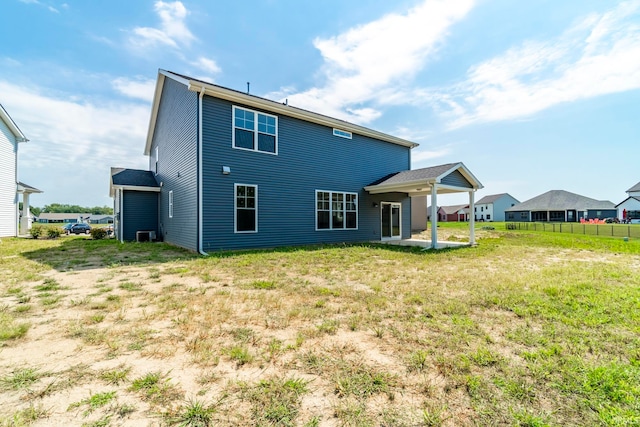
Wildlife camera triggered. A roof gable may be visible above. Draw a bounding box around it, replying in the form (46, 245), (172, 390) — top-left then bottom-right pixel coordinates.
(616, 196), (640, 208)
(365, 162), (483, 195)
(144, 69), (418, 156)
(0, 104), (28, 142)
(627, 181), (640, 193)
(440, 204), (469, 215)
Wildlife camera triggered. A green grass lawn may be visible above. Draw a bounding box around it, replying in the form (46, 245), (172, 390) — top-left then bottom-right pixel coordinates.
(0, 230), (639, 426)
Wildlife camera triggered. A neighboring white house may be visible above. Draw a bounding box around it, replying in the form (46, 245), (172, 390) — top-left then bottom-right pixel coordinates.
(474, 193), (520, 222)
(0, 104), (28, 237)
(0, 103), (41, 237)
(616, 181), (640, 223)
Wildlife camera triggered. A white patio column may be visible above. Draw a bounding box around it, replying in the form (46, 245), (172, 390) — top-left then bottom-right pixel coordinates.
(469, 190), (476, 245)
(430, 184), (438, 249)
(20, 192), (31, 234)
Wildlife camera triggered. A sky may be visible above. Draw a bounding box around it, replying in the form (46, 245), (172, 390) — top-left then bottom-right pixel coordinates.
(1, 0), (639, 209)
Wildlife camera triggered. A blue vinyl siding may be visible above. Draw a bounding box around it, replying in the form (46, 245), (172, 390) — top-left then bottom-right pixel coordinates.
(201, 97), (411, 250)
(150, 77), (198, 251)
(441, 170), (472, 188)
(122, 191), (158, 241)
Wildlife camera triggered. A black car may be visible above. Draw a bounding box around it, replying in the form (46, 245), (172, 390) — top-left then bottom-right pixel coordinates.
(65, 223), (92, 235)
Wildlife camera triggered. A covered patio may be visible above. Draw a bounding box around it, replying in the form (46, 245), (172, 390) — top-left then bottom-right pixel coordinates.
(364, 162), (483, 249)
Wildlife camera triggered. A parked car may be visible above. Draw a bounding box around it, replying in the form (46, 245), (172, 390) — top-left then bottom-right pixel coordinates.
(64, 223), (92, 235)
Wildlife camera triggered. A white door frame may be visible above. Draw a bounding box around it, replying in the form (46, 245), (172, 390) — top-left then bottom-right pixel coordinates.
(381, 202), (402, 240)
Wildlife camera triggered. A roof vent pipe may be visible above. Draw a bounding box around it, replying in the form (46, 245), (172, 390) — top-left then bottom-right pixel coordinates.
(247, 82), (250, 94)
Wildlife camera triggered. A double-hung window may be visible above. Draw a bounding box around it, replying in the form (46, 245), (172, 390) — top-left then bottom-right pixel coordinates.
(235, 184), (257, 233)
(168, 190), (173, 218)
(316, 190), (357, 230)
(233, 106), (277, 154)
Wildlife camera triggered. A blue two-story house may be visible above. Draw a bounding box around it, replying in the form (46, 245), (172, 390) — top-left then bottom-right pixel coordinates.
(110, 70), (482, 252)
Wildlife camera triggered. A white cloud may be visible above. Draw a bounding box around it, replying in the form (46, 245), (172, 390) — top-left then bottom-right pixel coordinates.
(280, 0), (475, 124)
(412, 147), (451, 165)
(1, 81), (149, 205)
(429, 1), (640, 128)
(129, 1), (196, 50)
(191, 57), (221, 75)
(112, 77), (156, 102)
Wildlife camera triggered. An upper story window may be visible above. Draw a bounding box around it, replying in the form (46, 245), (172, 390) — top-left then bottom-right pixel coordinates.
(155, 146), (159, 175)
(333, 129), (352, 139)
(233, 106), (277, 154)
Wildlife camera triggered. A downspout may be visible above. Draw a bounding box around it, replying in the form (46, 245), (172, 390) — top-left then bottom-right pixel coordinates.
(198, 87), (208, 255)
(119, 188), (124, 243)
(14, 142), (18, 237)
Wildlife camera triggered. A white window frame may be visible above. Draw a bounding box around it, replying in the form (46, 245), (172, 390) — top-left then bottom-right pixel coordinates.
(155, 146), (159, 175)
(232, 106), (278, 155)
(234, 183), (258, 234)
(168, 190), (173, 218)
(333, 128), (352, 139)
(315, 190), (358, 231)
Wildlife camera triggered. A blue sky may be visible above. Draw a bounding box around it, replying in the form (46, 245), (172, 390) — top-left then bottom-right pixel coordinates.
(1, 0), (639, 208)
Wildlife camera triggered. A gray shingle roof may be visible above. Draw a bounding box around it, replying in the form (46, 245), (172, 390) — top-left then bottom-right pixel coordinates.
(627, 181), (640, 193)
(111, 168), (159, 188)
(368, 163), (458, 186)
(506, 190), (615, 212)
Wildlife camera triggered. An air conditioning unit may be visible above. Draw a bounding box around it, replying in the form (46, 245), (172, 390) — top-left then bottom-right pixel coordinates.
(136, 231), (156, 242)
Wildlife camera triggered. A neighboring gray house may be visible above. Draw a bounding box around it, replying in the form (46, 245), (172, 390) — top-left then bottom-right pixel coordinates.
(89, 215), (114, 224)
(474, 193), (519, 222)
(616, 181), (640, 223)
(38, 213), (92, 223)
(506, 190), (616, 222)
(110, 70), (483, 251)
(0, 104), (41, 237)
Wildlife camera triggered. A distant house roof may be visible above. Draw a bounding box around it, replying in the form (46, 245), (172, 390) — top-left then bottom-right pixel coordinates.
(506, 190), (615, 212)
(627, 181), (640, 193)
(365, 162), (483, 196)
(440, 204), (469, 215)
(110, 168), (160, 196)
(476, 193), (517, 205)
(145, 69), (418, 156)
(0, 104), (28, 142)
(89, 215), (114, 221)
(39, 213), (91, 221)
(17, 182), (43, 194)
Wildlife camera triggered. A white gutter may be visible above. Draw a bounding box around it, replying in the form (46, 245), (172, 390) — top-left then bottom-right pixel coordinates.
(198, 87), (208, 256)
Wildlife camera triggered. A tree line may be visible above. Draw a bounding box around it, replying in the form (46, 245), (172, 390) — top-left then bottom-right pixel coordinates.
(19, 203), (113, 217)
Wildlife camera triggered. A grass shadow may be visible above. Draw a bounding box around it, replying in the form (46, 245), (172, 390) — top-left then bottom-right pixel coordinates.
(21, 237), (197, 272)
(19, 236), (474, 273)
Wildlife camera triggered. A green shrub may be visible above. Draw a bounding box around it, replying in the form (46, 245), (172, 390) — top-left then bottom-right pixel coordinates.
(91, 228), (107, 240)
(47, 228), (61, 239)
(29, 225), (43, 239)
